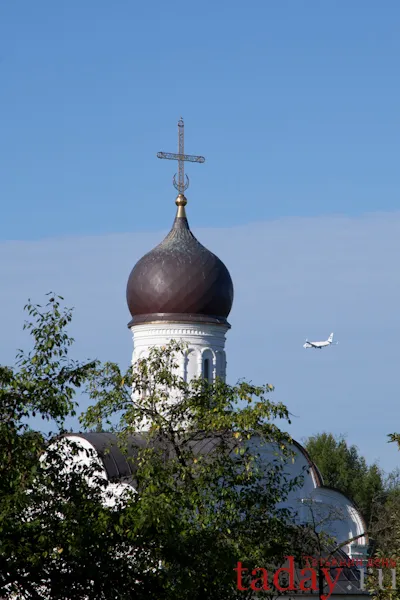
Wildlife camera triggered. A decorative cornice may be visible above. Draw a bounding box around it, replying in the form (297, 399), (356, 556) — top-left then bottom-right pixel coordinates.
(127, 313), (231, 329)
(131, 326), (228, 338)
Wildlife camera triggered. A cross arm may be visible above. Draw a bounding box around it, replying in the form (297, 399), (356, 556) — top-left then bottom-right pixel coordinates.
(157, 152), (205, 163)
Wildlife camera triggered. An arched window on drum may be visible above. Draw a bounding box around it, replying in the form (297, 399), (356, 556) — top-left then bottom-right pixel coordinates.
(202, 358), (210, 382)
(201, 350), (214, 382)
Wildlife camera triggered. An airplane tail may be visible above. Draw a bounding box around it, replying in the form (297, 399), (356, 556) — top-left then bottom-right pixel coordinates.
(328, 333), (334, 343)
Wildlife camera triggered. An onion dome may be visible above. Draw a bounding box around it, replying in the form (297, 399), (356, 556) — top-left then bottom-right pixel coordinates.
(126, 194), (234, 327)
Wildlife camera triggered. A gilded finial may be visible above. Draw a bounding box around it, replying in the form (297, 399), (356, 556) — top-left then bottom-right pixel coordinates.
(175, 193), (187, 218)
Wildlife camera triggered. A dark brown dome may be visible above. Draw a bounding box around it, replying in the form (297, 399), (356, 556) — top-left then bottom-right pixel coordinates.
(126, 196), (234, 327)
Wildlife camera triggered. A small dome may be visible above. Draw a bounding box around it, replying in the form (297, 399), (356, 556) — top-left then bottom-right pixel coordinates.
(126, 195), (234, 326)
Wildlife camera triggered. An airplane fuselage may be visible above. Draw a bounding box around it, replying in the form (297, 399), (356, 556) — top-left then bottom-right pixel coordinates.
(303, 341), (330, 349)
(303, 333), (335, 349)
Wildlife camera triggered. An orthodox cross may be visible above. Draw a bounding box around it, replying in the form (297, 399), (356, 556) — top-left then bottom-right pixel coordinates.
(157, 118), (205, 194)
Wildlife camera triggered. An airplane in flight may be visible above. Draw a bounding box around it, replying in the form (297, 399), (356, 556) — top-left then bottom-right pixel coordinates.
(303, 332), (337, 349)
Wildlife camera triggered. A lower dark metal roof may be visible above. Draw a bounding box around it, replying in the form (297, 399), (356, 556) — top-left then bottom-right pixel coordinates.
(67, 432), (145, 481)
(66, 431), (231, 482)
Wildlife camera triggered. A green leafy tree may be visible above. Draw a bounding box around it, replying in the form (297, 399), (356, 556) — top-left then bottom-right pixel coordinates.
(0, 295), (157, 599)
(82, 347), (320, 598)
(304, 432), (384, 526)
(1, 294), (318, 599)
(359, 435), (400, 599)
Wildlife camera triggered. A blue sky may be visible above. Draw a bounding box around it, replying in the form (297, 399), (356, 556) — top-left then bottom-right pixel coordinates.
(1, 2), (400, 472)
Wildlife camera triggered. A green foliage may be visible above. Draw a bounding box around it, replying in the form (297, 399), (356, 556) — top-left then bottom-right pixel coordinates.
(0, 295), (151, 599)
(81, 341), (318, 598)
(304, 432), (384, 526)
(1, 294), (317, 599)
(352, 434), (400, 599)
(388, 433), (400, 447)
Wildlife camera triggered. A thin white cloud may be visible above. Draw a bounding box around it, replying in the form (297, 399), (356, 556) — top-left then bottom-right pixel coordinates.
(1, 211), (399, 472)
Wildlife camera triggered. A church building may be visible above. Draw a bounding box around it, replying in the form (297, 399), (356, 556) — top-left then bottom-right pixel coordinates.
(63, 119), (370, 597)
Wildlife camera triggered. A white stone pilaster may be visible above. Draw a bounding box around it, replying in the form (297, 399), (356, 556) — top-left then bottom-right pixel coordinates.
(130, 321), (229, 384)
